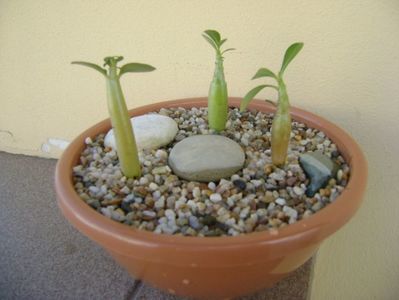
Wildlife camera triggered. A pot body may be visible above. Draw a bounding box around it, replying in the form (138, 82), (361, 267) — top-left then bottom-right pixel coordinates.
(55, 98), (367, 299)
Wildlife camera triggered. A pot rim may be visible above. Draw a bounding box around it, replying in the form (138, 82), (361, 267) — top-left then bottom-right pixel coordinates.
(55, 97), (367, 250)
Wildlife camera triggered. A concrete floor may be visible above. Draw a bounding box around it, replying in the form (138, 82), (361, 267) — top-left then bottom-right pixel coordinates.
(0, 151), (312, 300)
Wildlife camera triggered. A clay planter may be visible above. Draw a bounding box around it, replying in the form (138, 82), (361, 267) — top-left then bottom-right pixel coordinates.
(55, 97), (367, 299)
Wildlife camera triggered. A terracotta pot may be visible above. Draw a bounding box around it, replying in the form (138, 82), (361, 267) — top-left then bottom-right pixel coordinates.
(55, 97), (367, 299)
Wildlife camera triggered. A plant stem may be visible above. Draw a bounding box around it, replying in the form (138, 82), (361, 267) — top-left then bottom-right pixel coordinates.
(271, 78), (291, 166)
(208, 53), (228, 132)
(106, 61), (141, 178)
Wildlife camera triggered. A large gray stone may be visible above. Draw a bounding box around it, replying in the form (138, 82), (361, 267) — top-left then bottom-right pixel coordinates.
(168, 135), (245, 182)
(104, 114), (178, 150)
(299, 151), (339, 197)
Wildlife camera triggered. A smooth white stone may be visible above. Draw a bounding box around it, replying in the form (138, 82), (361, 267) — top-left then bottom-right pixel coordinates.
(104, 114), (178, 150)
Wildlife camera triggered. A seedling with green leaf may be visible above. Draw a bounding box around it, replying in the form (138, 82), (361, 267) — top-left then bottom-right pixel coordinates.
(240, 43), (304, 166)
(72, 56), (155, 178)
(203, 30), (235, 132)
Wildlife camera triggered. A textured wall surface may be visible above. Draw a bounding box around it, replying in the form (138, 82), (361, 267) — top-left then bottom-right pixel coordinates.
(1, 1), (398, 299)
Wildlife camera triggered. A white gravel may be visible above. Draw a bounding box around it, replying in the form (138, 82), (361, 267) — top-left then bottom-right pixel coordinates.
(73, 107), (350, 236)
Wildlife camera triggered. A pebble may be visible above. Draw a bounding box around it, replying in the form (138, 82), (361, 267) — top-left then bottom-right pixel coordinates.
(154, 197), (165, 209)
(152, 166), (170, 175)
(121, 196), (135, 212)
(149, 182), (158, 191)
(275, 198), (286, 206)
(299, 151), (339, 197)
(192, 187), (201, 198)
(264, 191), (274, 203)
(112, 208), (126, 221)
(311, 202), (323, 212)
(168, 135), (245, 182)
(104, 114), (178, 150)
(155, 149), (168, 160)
(293, 186), (304, 196)
(210, 193), (222, 203)
(233, 179), (246, 191)
(208, 182), (216, 191)
(337, 169), (343, 181)
(142, 210), (156, 220)
(269, 170), (286, 181)
(283, 206), (298, 220)
(139, 177), (149, 185)
(189, 216), (201, 229)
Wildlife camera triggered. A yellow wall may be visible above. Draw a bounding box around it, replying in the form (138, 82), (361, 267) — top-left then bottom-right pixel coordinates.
(1, 1), (398, 298)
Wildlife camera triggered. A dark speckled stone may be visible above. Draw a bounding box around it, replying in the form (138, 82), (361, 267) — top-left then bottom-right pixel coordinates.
(299, 151), (339, 197)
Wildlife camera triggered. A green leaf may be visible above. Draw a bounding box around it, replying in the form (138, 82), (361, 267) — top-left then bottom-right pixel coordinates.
(71, 61), (107, 75)
(221, 48), (235, 55)
(202, 34), (219, 51)
(203, 29), (221, 46)
(240, 85), (268, 112)
(252, 67), (278, 80)
(119, 63), (156, 76)
(280, 42), (303, 76)
(220, 38), (227, 46)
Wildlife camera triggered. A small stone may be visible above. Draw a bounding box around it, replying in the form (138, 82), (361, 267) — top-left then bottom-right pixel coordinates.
(112, 208), (126, 221)
(104, 114), (178, 150)
(269, 170), (286, 181)
(120, 186), (130, 194)
(263, 165), (273, 175)
(164, 209), (176, 220)
(293, 186), (304, 196)
(202, 215), (217, 226)
(154, 197), (165, 209)
(87, 199), (100, 209)
(299, 151), (339, 197)
(121, 196), (135, 212)
(166, 196), (176, 209)
(233, 179), (246, 191)
(264, 191), (274, 203)
(189, 216), (201, 229)
(337, 169), (343, 181)
(192, 187), (201, 198)
(239, 207), (250, 219)
(155, 149), (168, 159)
(312, 202), (323, 212)
(286, 176), (297, 186)
(149, 182), (158, 191)
(210, 193), (222, 203)
(168, 135), (245, 182)
(88, 186), (100, 195)
(135, 186), (148, 197)
(208, 182), (216, 191)
(145, 196), (155, 207)
(283, 206), (298, 220)
(139, 177), (149, 185)
(152, 166), (170, 175)
(275, 198), (286, 206)
(85, 137), (93, 145)
(142, 210), (156, 220)
(196, 202), (206, 212)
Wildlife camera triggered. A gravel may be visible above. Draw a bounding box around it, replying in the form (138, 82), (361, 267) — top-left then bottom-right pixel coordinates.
(72, 107), (350, 237)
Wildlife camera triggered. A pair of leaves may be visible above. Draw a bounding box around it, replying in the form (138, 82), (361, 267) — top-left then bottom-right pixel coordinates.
(240, 42), (303, 112)
(202, 29), (235, 54)
(250, 42), (304, 81)
(71, 61), (155, 77)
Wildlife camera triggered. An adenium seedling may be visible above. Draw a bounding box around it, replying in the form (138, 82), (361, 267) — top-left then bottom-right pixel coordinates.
(203, 29), (235, 132)
(72, 56), (156, 178)
(240, 43), (304, 166)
